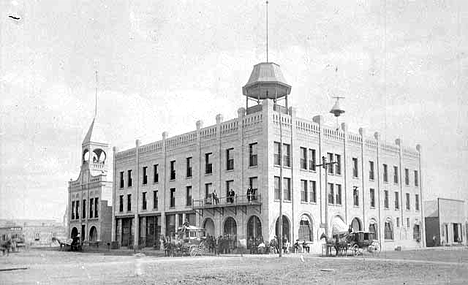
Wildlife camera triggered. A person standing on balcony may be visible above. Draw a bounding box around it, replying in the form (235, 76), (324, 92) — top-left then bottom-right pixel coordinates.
(212, 189), (219, 204)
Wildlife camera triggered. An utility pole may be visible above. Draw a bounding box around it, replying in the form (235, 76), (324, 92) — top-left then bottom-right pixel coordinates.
(316, 156), (337, 237)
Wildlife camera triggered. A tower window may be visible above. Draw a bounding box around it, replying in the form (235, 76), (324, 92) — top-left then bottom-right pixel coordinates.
(205, 153), (213, 174)
(170, 161), (176, 180)
(119, 171), (124, 188)
(142, 166), (148, 185)
(127, 170), (133, 187)
(249, 143), (258, 167)
(352, 158), (358, 178)
(153, 164), (159, 183)
(186, 157), (192, 177)
(226, 148), (234, 170)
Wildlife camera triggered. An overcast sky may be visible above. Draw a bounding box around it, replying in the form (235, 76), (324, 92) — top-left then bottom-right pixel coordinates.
(1, 0), (467, 221)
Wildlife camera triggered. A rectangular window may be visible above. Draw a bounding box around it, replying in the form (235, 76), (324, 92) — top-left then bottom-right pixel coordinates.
(274, 176), (280, 200)
(300, 147), (307, 169)
(406, 193), (410, 210)
(383, 164), (388, 182)
(336, 184), (342, 205)
(327, 152), (334, 174)
(393, 166), (399, 184)
(127, 194), (132, 211)
(143, 166), (148, 185)
(119, 171), (124, 188)
(395, 192), (400, 210)
(89, 198), (94, 218)
(205, 153), (213, 174)
(249, 143), (258, 167)
(283, 177), (291, 200)
(170, 160), (176, 180)
(186, 186), (192, 206)
(309, 149), (316, 171)
(352, 158), (358, 178)
(71, 201), (75, 219)
(76, 200), (79, 219)
(384, 190), (389, 209)
(119, 195), (123, 212)
(94, 198), (98, 218)
(370, 188), (375, 208)
(328, 183), (334, 204)
(142, 192), (147, 210)
(153, 164), (159, 183)
(300, 180), (308, 202)
(396, 217), (400, 227)
(353, 187), (359, 206)
(249, 177), (258, 194)
(415, 194), (420, 211)
(153, 191), (158, 210)
(82, 199), (86, 219)
(335, 154), (341, 175)
(283, 144), (291, 167)
(309, 181), (317, 203)
(205, 183), (212, 199)
(226, 148), (234, 170)
(406, 218), (410, 228)
(226, 180), (234, 198)
(274, 142), (281, 166)
(369, 161), (375, 180)
(127, 170), (133, 187)
(414, 170), (419, 187)
(170, 188), (176, 208)
(405, 168), (409, 185)
(186, 157), (192, 178)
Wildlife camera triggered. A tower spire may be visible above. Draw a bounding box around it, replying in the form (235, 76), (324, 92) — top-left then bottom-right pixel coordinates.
(94, 70), (98, 118)
(266, 1), (269, 63)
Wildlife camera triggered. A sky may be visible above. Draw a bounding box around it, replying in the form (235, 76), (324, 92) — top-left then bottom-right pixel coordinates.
(0, 0), (467, 221)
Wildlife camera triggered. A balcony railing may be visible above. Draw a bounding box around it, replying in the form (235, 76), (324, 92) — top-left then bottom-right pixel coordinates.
(192, 194), (262, 209)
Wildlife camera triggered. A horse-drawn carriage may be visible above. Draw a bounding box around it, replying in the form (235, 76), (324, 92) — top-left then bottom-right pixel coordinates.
(162, 224), (208, 257)
(321, 231), (380, 256)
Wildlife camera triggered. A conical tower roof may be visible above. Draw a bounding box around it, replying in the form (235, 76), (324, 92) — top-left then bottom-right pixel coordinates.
(242, 62), (291, 100)
(82, 116), (107, 146)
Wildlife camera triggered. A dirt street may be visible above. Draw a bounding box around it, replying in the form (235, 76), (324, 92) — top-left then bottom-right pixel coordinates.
(1, 248), (467, 284)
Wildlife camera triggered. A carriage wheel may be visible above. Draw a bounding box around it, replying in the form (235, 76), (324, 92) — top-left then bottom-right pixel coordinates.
(371, 242), (381, 254)
(352, 244), (359, 256)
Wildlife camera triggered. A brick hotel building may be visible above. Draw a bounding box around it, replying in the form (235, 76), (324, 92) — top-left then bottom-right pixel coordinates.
(111, 62), (425, 252)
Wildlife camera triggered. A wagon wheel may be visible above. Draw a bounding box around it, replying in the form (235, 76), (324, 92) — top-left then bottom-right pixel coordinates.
(371, 241), (381, 254)
(352, 244), (360, 256)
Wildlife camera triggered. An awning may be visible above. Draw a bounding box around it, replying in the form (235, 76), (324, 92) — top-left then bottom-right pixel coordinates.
(332, 217), (348, 235)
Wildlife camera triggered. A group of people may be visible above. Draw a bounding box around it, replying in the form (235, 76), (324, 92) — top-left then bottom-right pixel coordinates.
(248, 235), (266, 254)
(209, 189), (236, 205)
(204, 234), (237, 255)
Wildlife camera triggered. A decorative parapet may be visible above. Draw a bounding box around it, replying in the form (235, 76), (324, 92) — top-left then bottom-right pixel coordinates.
(220, 119), (239, 135)
(295, 118), (320, 135)
(323, 126), (345, 142)
(200, 126), (217, 140)
(347, 133), (362, 145)
(272, 112), (292, 127)
(243, 113), (263, 128)
(402, 146), (419, 159)
(365, 138), (378, 149)
(381, 143), (399, 154)
(166, 131), (197, 149)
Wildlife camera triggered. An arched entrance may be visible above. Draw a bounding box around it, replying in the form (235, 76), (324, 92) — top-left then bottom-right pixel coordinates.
(369, 219), (378, 240)
(275, 215), (290, 242)
(247, 215), (262, 239)
(351, 218), (362, 232)
(223, 217), (237, 237)
(203, 218), (215, 236)
(89, 226), (97, 242)
(298, 214), (313, 241)
(71, 227), (78, 239)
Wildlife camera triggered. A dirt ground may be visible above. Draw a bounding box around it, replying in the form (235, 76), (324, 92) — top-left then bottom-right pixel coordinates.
(1, 248), (467, 284)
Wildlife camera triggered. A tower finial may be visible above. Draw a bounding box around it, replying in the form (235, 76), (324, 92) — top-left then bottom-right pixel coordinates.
(266, 1), (269, 63)
(94, 70), (98, 118)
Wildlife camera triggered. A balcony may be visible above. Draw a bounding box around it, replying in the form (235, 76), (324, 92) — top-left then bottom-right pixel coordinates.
(192, 194), (262, 216)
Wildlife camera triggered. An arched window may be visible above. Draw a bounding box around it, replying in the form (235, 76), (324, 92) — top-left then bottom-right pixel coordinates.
(275, 215), (290, 242)
(384, 220), (393, 240)
(298, 215), (313, 241)
(223, 217), (237, 236)
(351, 218), (362, 232)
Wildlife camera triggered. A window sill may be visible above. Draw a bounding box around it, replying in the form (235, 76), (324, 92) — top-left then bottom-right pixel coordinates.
(284, 200), (292, 203)
(185, 205), (192, 208)
(226, 169), (234, 172)
(248, 165), (258, 169)
(309, 202), (317, 205)
(353, 205), (359, 208)
(299, 168), (308, 172)
(352, 177), (359, 180)
(153, 182), (159, 185)
(205, 173), (213, 176)
(170, 179), (176, 182)
(186, 176), (193, 179)
(309, 169), (317, 173)
(384, 239), (394, 242)
(370, 206), (376, 209)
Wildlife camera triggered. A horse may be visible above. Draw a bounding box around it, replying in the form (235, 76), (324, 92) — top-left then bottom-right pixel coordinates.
(0, 239), (12, 256)
(320, 233), (350, 256)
